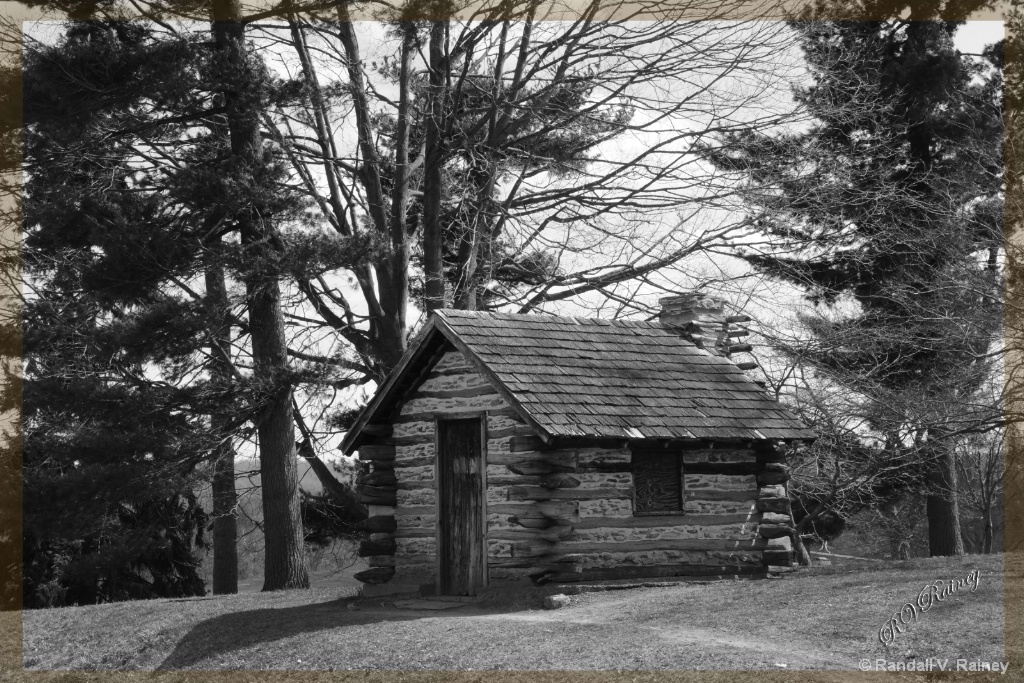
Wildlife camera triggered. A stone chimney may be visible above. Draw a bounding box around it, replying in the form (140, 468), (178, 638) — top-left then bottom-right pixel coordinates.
(659, 293), (757, 370)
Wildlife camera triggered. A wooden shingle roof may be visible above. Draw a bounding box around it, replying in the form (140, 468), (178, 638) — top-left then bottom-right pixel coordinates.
(341, 309), (815, 454)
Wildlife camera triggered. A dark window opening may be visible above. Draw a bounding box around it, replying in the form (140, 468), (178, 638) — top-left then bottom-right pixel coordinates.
(632, 450), (684, 515)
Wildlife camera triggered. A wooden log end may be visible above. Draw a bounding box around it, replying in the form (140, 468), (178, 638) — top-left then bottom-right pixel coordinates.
(362, 424), (393, 437)
(757, 451), (788, 464)
(358, 537), (397, 557)
(760, 512), (791, 526)
(757, 524), (793, 539)
(358, 494), (398, 507)
(354, 566), (395, 585)
(358, 485), (397, 507)
(359, 444), (397, 461)
(362, 471), (398, 488)
(757, 472), (790, 486)
(762, 551), (793, 565)
(758, 484), (787, 499)
(355, 515), (398, 533)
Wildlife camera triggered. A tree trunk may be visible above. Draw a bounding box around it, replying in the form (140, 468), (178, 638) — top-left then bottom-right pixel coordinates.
(422, 20), (447, 313)
(211, 0), (308, 591)
(206, 261), (238, 595)
(791, 531), (812, 567)
(789, 509), (813, 567)
(210, 432), (238, 594)
(453, 227), (479, 310)
(790, 492), (841, 567)
(925, 444), (965, 557)
(983, 506), (994, 554)
(334, 9), (408, 371)
(248, 282), (308, 590)
(453, 162), (498, 311)
(373, 22), (415, 367)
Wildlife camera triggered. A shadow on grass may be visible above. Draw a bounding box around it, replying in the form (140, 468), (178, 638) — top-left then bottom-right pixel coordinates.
(156, 581), (570, 670)
(157, 597), (440, 669)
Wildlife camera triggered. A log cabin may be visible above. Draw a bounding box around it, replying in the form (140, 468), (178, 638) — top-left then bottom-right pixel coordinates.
(340, 295), (816, 596)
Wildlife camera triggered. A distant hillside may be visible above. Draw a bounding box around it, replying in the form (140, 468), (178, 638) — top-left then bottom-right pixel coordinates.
(229, 453), (360, 494)
(195, 453), (362, 584)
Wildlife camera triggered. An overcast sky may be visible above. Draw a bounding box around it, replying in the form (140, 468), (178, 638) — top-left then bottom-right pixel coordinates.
(955, 20), (1004, 52)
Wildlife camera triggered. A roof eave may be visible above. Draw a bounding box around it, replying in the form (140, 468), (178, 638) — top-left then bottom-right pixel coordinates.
(340, 317), (445, 455)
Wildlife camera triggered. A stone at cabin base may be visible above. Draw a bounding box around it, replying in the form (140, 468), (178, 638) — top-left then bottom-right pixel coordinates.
(543, 594), (571, 610)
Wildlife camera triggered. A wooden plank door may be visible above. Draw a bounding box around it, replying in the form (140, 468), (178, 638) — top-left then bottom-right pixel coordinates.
(436, 417), (486, 595)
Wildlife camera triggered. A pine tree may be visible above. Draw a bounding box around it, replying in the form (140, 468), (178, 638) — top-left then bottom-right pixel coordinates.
(19, 17), (362, 599)
(21, 22), (222, 604)
(20, 261), (216, 606)
(708, 12), (1004, 556)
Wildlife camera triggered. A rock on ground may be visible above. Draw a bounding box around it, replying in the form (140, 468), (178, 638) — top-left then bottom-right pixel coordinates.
(543, 594), (571, 610)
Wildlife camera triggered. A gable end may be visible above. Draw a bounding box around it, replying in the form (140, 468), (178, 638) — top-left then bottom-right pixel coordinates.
(341, 316), (548, 454)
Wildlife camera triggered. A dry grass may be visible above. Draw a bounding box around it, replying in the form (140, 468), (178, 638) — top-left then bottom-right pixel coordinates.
(18, 553), (1012, 672)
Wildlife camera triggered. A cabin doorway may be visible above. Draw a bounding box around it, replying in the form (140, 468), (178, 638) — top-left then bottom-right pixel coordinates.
(436, 417), (486, 595)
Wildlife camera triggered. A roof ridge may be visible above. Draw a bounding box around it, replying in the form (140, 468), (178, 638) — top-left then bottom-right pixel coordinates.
(436, 308), (655, 327)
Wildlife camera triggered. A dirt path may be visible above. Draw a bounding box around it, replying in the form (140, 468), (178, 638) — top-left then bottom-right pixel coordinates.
(456, 592), (842, 670)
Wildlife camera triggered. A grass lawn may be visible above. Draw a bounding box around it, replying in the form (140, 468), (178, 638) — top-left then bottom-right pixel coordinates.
(16, 553), (1015, 674)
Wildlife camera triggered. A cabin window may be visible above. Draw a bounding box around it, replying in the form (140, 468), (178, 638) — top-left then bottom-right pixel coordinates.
(632, 450), (683, 515)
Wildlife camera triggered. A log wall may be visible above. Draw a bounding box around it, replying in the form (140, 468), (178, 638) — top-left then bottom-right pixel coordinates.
(354, 349), (793, 590)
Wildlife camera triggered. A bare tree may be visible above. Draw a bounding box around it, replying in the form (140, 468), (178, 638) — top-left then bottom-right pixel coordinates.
(956, 429), (1005, 554)
(778, 367), (944, 565)
(260, 0), (799, 382)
